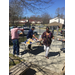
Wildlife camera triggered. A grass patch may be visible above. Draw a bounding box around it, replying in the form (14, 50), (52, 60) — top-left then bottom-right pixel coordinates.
(59, 29), (62, 32)
(19, 35), (39, 42)
(9, 53), (25, 69)
(19, 36), (27, 43)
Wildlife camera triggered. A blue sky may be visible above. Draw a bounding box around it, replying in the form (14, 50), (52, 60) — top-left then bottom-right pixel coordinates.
(23, 0), (65, 17)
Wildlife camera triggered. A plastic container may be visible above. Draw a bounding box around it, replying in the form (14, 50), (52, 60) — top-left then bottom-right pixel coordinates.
(30, 42), (32, 44)
(24, 40), (27, 43)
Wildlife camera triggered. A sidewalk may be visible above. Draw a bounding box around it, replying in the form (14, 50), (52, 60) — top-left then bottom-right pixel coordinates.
(9, 35), (65, 74)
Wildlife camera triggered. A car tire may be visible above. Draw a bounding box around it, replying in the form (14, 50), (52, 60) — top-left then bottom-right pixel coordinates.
(22, 32), (25, 36)
(34, 32), (37, 35)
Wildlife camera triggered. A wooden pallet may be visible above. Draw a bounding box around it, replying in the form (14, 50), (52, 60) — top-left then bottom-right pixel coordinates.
(9, 61), (31, 75)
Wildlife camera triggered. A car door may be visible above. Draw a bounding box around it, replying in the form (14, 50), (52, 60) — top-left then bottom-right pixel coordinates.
(23, 28), (30, 35)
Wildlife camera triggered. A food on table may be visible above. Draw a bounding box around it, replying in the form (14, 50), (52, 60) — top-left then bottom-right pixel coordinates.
(26, 42), (29, 44)
(25, 38), (35, 44)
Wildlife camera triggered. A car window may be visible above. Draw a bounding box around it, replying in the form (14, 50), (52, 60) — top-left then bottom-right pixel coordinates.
(24, 28), (30, 30)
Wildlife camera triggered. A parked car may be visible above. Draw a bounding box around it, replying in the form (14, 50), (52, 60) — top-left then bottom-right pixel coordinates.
(9, 26), (14, 31)
(17, 30), (23, 36)
(22, 25), (30, 29)
(17, 26), (22, 28)
(18, 28), (38, 36)
(38, 25), (44, 28)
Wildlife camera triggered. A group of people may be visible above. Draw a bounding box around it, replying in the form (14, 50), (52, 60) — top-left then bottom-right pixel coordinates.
(11, 26), (54, 59)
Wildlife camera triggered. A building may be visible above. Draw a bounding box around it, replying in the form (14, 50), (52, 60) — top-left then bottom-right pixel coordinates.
(10, 19), (43, 26)
(29, 19), (43, 24)
(28, 19), (35, 24)
(18, 19), (28, 24)
(48, 17), (65, 29)
(36, 20), (43, 24)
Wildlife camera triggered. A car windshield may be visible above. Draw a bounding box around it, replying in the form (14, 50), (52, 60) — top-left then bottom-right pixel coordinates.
(24, 28), (30, 30)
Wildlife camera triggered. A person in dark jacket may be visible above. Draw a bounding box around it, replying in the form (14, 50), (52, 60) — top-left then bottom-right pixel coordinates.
(27, 27), (37, 50)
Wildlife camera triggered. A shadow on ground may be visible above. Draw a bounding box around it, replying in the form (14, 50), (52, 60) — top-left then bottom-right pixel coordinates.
(20, 46), (64, 57)
(60, 48), (65, 53)
(20, 46), (44, 55)
(48, 52), (60, 57)
(22, 68), (36, 75)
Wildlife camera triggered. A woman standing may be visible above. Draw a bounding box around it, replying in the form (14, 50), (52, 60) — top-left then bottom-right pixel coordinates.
(57, 26), (60, 35)
(39, 27), (54, 59)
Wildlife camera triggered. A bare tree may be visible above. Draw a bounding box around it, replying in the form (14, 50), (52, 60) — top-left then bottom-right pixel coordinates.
(55, 7), (65, 18)
(9, 0), (55, 15)
(9, 1), (23, 25)
(9, 0), (55, 25)
(60, 7), (65, 18)
(41, 13), (51, 24)
(55, 8), (60, 17)
(29, 13), (51, 24)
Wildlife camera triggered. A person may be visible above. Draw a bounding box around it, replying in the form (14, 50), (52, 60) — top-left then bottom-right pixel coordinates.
(58, 39), (65, 41)
(11, 26), (24, 57)
(59, 39), (65, 42)
(39, 26), (54, 59)
(57, 26), (60, 35)
(52, 26), (54, 35)
(57, 38), (65, 51)
(27, 27), (38, 50)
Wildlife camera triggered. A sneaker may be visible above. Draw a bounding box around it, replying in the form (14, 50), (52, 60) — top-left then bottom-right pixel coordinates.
(45, 56), (49, 59)
(17, 55), (22, 57)
(15, 54), (17, 57)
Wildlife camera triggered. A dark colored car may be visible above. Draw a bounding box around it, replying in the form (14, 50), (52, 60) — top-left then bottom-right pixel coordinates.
(18, 28), (38, 36)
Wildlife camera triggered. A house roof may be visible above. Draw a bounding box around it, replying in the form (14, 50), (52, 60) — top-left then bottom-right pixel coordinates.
(50, 17), (64, 20)
(18, 22), (27, 24)
(29, 19), (34, 21)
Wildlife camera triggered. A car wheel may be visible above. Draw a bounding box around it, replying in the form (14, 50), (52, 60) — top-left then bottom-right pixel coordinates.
(22, 32), (25, 36)
(34, 32), (37, 35)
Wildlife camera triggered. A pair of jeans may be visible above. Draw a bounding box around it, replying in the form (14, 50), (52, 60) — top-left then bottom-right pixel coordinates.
(27, 38), (31, 50)
(28, 44), (31, 50)
(12, 39), (19, 55)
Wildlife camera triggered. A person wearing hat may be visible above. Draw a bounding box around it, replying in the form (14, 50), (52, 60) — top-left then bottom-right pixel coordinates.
(27, 27), (38, 50)
(39, 26), (54, 59)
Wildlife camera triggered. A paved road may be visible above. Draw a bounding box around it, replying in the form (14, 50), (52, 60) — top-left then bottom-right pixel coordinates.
(35, 27), (58, 35)
(35, 27), (45, 34)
